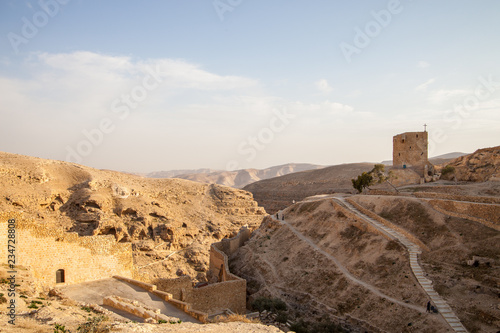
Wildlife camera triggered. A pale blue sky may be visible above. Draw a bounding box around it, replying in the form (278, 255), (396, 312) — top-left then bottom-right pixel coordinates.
(0, 1), (499, 172)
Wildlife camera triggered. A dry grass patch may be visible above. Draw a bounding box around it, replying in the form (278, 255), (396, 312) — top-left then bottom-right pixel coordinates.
(11, 317), (51, 333)
(211, 313), (261, 324)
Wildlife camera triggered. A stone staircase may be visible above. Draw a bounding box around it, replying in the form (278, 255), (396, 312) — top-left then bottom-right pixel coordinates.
(335, 197), (468, 333)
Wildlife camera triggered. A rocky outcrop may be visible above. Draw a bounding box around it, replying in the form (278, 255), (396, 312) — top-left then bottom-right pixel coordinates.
(439, 146), (500, 182)
(0, 151), (266, 282)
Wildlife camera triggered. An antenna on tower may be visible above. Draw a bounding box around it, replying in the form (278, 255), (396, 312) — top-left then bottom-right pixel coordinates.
(424, 124), (428, 132)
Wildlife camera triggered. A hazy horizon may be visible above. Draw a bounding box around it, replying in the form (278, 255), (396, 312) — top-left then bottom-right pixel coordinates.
(1, 1), (499, 173)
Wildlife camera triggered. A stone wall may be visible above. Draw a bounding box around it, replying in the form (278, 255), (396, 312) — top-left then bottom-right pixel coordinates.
(184, 278), (246, 314)
(414, 192), (500, 204)
(154, 227), (250, 315)
(426, 199), (500, 231)
(217, 227), (252, 256)
(103, 295), (181, 323)
(154, 276), (192, 300)
(393, 132), (428, 169)
(0, 211), (134, 288)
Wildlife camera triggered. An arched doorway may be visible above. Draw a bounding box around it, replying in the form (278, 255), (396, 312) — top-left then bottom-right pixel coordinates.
(56, 269), (65, 283)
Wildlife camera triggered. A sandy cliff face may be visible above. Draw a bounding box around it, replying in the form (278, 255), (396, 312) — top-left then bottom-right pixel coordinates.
(0, 152), (266, 281)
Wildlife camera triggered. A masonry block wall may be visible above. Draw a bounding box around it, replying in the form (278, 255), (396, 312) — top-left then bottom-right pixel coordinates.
(0, 212), (134, 289)
(393, 131), (429, 169)
(155, 227), (250, 315)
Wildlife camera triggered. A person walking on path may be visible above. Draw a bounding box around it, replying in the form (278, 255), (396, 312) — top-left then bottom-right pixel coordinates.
(426, 301), (431, 313)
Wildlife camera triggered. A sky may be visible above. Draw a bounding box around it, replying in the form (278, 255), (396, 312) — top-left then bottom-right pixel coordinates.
(0, 0), (499, 173)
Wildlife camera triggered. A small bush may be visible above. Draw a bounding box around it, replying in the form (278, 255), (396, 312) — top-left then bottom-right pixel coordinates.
(290, 319), (346, 333)
(290, 319), (310, 333)
(251, 297), (287, 313)
(276, 311), (288, 324)
(441, 165), (455, 176)
(81, 306), (93, 313)
(28, 302), (39, 309)
(77, 316), (110, 333)
(54, 323), (70, 333)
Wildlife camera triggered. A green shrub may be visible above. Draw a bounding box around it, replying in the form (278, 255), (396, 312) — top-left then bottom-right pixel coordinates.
(351, 172), (373, 193)
(276, 311), (288, 324)
(289, 319), (346, 333)
(28, 302), (39, 309)
(54, 323), (70, 333)
(251, 297), (287, 313)
(77, 316), (110, 333)
(441, 165), (455, 176)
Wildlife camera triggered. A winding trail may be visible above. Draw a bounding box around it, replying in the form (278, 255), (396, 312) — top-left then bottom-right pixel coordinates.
(332, 197), (468, 333)
(272, 213), (424, 312)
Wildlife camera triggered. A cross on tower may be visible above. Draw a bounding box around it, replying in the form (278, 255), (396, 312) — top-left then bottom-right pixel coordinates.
(424, 124), (427, 132)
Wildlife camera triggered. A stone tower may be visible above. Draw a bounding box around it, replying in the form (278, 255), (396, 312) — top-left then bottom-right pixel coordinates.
(393, 131), (429, 168)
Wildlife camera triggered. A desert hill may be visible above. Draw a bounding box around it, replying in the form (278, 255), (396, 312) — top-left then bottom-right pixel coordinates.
(231, 191), (499, 332)
(438, 146), (500, 182)
(145, 168), (217, 179)
(243, 163), (374, 213)
(0, 151), (265, 282)
(245, 148), (500, 213)
(145, 163), (325, 189)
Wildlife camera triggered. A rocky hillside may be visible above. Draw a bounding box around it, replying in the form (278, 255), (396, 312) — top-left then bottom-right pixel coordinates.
(0, 151), (266, 282)
(146, 163), (325, 188)
(243, 163), (373, 213)
(231, 199), (446, 332)
(439, 146), (500, 182)
(231, 194), (499, 332)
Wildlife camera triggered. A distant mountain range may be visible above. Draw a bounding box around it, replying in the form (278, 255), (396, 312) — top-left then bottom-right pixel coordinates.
(144, 163), (326, 188)
(142, 152), (470, 189)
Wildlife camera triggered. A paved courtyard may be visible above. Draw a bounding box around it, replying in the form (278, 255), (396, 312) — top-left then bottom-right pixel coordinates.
(58, 277), (200, 323)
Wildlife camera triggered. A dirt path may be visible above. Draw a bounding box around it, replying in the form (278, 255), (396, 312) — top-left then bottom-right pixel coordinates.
(272, 213), (425, 312)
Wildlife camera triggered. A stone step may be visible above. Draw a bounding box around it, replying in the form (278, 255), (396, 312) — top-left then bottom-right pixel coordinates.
(449, 323), (465, 328)
(447, 318), (460, 323)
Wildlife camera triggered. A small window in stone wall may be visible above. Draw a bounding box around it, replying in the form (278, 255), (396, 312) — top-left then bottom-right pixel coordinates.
(56, 269), (65, 283)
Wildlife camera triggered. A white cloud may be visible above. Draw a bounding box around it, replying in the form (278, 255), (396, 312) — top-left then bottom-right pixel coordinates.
(315, 79), (333, 93)
(290, 100), (353, 115)
(415, 78), (435, 92)
(0, 51), (275, 170)
(428, 89), (470, 104)
(418, 61), (430, 69)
